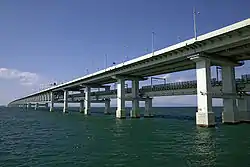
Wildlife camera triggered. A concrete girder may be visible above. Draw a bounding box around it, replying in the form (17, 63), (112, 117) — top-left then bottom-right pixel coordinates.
(80, 84), (111, 89)
(188, 53), (242, 67)
(111, 75), (147, 81)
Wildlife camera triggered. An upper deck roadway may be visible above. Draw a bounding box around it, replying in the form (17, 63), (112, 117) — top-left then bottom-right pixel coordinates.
(9, 18), (250, 104)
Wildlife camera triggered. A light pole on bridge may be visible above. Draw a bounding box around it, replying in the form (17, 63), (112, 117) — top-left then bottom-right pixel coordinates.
(105, 54), (108, 69)
(193, 7), (200, 40)
(152, 31), (155, 56)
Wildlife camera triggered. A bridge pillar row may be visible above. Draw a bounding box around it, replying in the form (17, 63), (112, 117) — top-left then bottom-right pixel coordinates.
(190, 55), (215, 127)
(50, 92), (54, 112)
(237, 97), (250, 122)
(130, 79), (140, 118)
(63, 90), (68, 113)
(144, 97), (153, 117)
(116, 78), (126, 118)
(35, 103), (39, 110)
(221, 66), (240, 124)
(84, 86), (91, 115)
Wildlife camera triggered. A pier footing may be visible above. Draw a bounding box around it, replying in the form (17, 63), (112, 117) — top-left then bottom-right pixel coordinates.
(116, 109), (126, 119)
(130, 109), (140, 118)
(196, 112), (215, 127)
(222, 111), (240, 124)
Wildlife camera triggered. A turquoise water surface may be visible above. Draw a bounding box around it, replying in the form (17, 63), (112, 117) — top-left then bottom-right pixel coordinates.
(1, 107), (250, 167)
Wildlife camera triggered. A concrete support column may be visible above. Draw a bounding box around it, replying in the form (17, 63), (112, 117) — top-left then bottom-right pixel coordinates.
(79, 91), (84, 113)
(222, 66), (239, 124)
(47, 93), (50, 102)
(35, 103), (39, 110)
(63, 90), (68, 113)
(104, 99), (111, 115)
(238, 97), (250, 122)
(84, 86), (91, 115)
(50, 92), (54, 112)
(116, 78), (126, 118)
(247, 97), (250, 122)
(80, 100), (84, 113)
(23, 104), (26, 110)
(27, 103), (31, 110)
(130, 80), (140, 118)
(144, 98), (153, 117)
(45, 103), (49, 110)
(45, 93), (48, 102)
(194, 58), (215, 127)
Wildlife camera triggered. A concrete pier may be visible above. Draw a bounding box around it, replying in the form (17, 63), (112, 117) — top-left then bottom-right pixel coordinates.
(63, 90), (68, 113)
(84, 86), (91, 115)
(222, 66), (240, 124)
(116, 78), (126, 118)
(79, 91), (84, 113)
(238, 97), (250, 122)
(45, 103), (49, 109)
(50, 92), (54, 112)
(23, 104), (26, 110)
(104, 87), (111, 114)
(35, 103), (39, 110)
(246, 97), (250, 122)
(144, 98), (153, 117)
(27, 103), (31, 110)
(192, 56), (215, 127)
(104, 99), (111, 114)
(130, 80), (140, 118)
(80, 100), (84, 113)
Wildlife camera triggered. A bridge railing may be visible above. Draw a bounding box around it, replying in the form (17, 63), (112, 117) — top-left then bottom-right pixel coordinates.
(88, 75), (250, 96)
(14, 74), (250, 103)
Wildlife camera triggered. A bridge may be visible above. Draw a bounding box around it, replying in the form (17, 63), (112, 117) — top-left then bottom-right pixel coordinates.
(8, 18), (250, 127)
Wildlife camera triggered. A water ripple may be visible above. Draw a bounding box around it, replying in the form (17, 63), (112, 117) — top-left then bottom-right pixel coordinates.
(1, 107), (250, 167)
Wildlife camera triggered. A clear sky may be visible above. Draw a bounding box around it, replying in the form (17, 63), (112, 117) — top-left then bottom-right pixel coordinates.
(0, 0), (250, 106)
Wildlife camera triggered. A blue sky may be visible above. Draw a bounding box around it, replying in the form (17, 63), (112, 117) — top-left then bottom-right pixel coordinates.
(0, 0), (249, 106)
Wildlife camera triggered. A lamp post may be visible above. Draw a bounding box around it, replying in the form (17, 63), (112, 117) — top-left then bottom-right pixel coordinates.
(152, 31), (155, 56)
(193, 7), (200, 40)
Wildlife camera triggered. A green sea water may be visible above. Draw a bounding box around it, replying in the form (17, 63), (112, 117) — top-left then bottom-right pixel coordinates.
(1, 107), (250, 167)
